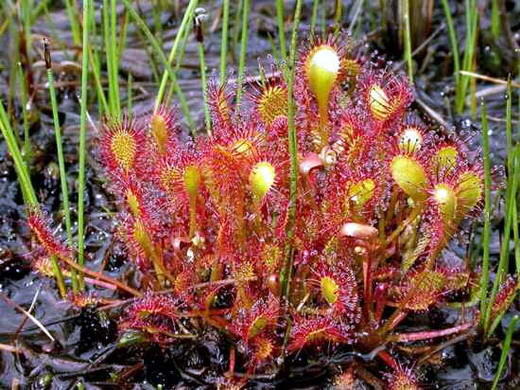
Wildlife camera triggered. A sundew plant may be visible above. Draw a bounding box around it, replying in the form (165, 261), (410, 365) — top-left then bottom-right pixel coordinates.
(26, 31), (519, 388)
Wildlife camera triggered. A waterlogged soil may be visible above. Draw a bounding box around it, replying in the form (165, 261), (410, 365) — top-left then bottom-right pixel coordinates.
(1, 1), (520, 388)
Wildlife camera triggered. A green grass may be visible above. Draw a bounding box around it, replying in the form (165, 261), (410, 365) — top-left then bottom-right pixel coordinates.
(455, 0), (479, 114)
(155, 0), (199, 113)
(479, 103), (492, 328)
(220, 0), (231, 83)
(44, 39), (79, 292)
(492, 315), (519, 389)
(401, 0), (414, 83)
(440, 0), (460, 88)
(0, 100), (37, 206)
(275, 0), (287, 61)
(77, 0), (92, 289)
(280, 0), (303, 301)
(235, 0), (251, 104)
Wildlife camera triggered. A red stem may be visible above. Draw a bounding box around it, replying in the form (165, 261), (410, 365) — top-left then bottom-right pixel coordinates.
(392, 321), (475, 343)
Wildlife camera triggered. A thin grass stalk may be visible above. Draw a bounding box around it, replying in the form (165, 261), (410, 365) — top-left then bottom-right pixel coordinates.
(118, 9), (129, 62)
(490, 0), (500, 39)
(77, 0), (92, 288)
(455, 0), (479, 113)
(334, 0), (343, 30)
(16, 63), (31, 162)
(86, 3), (109, 116)
(103, 0), (121, 117)
(491, 315), (519, 390)
(311, 0), (319, 33)
(121, 0), (195, 129)
(155, 0), (198, 111)
(20, 0), (33, 65)
(0, 101), (37, 206)
(486, 149), (519, 337)
(63, 0), (81, 46)
(194, 18), (211, 134)
(127, 73), (133, 112)
(513, 149), (520, 274)
(440, 0), (460, 86)
(235, 0), (251, 105)
(30, 0), (52, 24)
(198, 43), (211, 133)
(280, 0), (303, 301)
(44, 40), (79, 291)
(232, 0), (244, 56)
(219, 0), (230, 83)
(402, 0), (413, 83)
(505, 80), (513, 174)
(164, 24), (195, 130)
(479, 103), (491, 328)
(275, 0), (286, 61)
(49, 255), (67, 297)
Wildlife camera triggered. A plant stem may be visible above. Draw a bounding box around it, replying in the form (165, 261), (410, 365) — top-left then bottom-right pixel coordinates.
(480, 103), (492, 329)
(491, 315), (519, 390)
(194, 21), (211, 134)
(455, 0), (479, 113)
(311, 0), (319, 33)
(490, 0), (500, 39)
(16, 63), (32, 163)
(0, 100), (37, 206)
(280, 0), (303, 301)
(155, 0), (198, 111)
(275, 0), (286, 61)
(235, 0), (250, 104)
(64, 0), (81, 46)
(392, 321), (474, 342)
(121, 0), (195, 130)
(402, 0), (413, 83)
(44, 39), (78, 291)
(103, 0), (121, 117)
(50, 255), (67, 297)
(219, 0), (230, 84)
(77, 0), (92, 289)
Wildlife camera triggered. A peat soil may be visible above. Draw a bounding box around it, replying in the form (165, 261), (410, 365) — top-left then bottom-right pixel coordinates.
(1, 1), (520, 388)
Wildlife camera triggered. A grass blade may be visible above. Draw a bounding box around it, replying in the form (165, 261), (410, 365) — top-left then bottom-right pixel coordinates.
(77, 0), (92, 287)
(479, 103), (491, 328)
(219, 0), (230, 83)
(235, 0), (251, 104)
(491, 315), (519, 389)
(280, 0), (303, 300)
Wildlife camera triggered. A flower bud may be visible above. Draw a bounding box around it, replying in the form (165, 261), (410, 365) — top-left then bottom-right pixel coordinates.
(250, 162), (276, 200)
(183, 165), (202, 199)
(306, 46), (340, 124)
(390, 156), (428, 201)
(151, 113), (169, 155)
